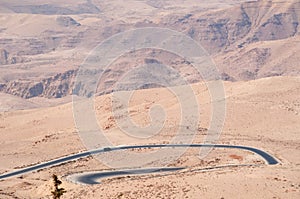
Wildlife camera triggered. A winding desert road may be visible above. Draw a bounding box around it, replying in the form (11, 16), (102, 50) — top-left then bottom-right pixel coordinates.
(67, 167), (186, 185)
(0, 144), (279, 181)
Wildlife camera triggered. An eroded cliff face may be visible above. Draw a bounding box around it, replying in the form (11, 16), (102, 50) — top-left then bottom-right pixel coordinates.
(161, 0), (299, 53)
(0, 70), (76, 99)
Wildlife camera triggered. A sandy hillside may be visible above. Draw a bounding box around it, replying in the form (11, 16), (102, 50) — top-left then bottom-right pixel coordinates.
(0, 76), (299, 198)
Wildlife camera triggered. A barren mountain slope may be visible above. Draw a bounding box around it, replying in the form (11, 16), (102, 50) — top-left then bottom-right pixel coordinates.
(0, 0), (299, 105)
(0, 76), (299, 198)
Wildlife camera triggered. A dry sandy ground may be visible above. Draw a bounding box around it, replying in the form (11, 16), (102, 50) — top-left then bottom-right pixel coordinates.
(0, 76), (299, 198)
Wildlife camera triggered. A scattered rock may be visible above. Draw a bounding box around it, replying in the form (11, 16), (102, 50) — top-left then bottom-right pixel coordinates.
(0, 49), (9, 65)
(56, 16), (81, 27)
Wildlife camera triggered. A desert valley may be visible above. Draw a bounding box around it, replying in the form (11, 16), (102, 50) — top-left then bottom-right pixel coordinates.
(0, 0), (299, 198)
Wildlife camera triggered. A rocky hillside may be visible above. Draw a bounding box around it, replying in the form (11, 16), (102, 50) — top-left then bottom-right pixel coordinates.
(0, 70), (76, 99)
(163, 0), (299, 53)
(0, 0), (299, 99)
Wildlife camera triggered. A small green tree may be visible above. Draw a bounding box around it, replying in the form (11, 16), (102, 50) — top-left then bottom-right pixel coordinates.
(51, 174), (66, 199)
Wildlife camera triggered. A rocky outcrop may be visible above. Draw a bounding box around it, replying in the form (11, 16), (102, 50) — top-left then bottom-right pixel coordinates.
(254, 13), (298, 41)
(0, 49), (8, 65)
(146, 0), (165, 8)
(0, 49), (25, 65)
(220, 47), (272, 80)
(0, 70), (76, 99)
(0, 38), (48, 57)
(220, 73), (236, 81)
(56, 16), (81, 27)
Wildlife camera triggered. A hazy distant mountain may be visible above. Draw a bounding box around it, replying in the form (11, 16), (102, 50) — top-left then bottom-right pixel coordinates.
(0, 0), (299, 99)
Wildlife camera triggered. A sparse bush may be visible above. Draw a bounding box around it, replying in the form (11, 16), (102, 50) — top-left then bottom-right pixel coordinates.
(51, 174), (66, 199)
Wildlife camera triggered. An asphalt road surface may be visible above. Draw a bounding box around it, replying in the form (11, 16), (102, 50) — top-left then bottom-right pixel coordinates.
(0, 144), (279, 180)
